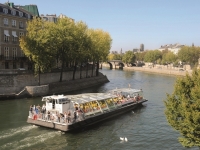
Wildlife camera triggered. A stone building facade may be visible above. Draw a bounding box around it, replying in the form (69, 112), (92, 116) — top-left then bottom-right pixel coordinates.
(0, 2), (37, 70)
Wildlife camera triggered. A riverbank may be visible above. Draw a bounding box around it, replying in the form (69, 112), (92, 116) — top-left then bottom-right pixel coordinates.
(0, 72), (109, 100)
(123, 66), (192, 76)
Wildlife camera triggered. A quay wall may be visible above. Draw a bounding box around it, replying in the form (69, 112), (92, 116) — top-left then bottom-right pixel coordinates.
(123, 66), (192, 76)
(102, 63), (192, 76)
(0, 70), (109, 98)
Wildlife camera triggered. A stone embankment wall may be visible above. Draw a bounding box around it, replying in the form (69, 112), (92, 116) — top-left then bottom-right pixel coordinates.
(102, 62), (192, 76)
(0, 70), (94, 94)
(123, 66), (192, 76)
(0, 70), (109, 99)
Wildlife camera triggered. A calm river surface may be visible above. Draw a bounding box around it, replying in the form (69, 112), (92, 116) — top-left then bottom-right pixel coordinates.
(0, 69), (198, 150)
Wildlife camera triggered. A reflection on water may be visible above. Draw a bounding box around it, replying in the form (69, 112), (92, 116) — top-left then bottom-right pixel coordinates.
(0, 68), (198, 150)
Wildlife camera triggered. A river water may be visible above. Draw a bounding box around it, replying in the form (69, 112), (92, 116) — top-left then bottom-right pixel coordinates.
(0, 68), (198, 150)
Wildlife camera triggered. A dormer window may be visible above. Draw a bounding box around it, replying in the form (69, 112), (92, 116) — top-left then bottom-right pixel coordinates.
(3, 8), (8, 14)
(27, 14), (30, 19)
(19, 11), (23, 17)
(11, 10), (16, 15)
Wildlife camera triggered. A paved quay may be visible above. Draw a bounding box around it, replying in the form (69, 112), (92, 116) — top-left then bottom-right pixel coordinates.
(123, 66), (192, 76)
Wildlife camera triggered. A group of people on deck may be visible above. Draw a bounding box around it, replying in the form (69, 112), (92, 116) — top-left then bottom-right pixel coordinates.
(29, 103), (85, 124)
(116, 93), (141, 103)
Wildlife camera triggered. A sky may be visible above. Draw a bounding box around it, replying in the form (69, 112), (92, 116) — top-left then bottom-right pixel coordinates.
(5, 0), (200, 52)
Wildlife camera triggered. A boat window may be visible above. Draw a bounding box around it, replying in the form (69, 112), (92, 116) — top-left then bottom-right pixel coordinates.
(80, 102), (93, 113)
(105, 98), (116, 109)
(90, 101), (101, 112)
(98, 99), (108, 111)
(113, 97), (119, 104)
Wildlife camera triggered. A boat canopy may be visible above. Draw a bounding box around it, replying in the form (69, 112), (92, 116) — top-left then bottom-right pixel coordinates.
(108, 88), (143, 98)
(42, 93), (118, 105)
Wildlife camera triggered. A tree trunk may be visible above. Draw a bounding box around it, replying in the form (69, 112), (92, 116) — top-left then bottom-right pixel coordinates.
(59, 61), (64, 82)
(96, 60), (99, 76)
(86, 62), (88, 78)
(91, 61), (94, 77)
(73, 61), (77, 80)
(80, 62), (82, 79)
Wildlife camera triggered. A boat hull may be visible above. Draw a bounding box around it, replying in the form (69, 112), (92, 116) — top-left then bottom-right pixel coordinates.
(27, 99), (147, 132)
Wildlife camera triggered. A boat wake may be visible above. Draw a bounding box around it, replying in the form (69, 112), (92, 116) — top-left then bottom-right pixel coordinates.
(0, 125), (37, 140)
(0, 131), (59, 150)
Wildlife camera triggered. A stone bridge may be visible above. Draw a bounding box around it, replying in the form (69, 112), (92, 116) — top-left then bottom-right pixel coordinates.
(107, 60), (136, 69)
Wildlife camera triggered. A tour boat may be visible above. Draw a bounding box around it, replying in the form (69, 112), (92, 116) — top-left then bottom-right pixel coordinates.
(27, 88), (148, 132)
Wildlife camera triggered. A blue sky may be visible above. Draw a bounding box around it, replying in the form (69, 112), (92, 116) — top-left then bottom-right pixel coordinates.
(7, 0), (200, 52)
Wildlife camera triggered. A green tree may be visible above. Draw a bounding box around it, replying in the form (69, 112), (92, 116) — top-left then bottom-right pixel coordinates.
(135, 51), (146, 61)
(113, 54), (122, 60)
(178, 46), (200, 65)
(162, 51), (177, 64)
(144, 50), (162, 63)
(122, 51), (135, 65)
(164, 69), (200, 148)
(20, 17), (54, 85)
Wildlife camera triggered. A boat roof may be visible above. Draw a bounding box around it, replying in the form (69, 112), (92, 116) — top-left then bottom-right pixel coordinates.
(108, 88), (142, 94)
(42, 93), (117, 104)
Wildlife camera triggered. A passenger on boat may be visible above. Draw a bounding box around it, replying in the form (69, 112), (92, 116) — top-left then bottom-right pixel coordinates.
(73, 111), (77, 123)
(133, 95), (137, 103)
(137, 94), (140, 101)
(29, 105), (33, 117)
(60, 113), (65, 123)
(47, 111), (50, 120)
(41, 104), (46, 119)
(67, 111), (71, 123)
(56, 112), (61, 122)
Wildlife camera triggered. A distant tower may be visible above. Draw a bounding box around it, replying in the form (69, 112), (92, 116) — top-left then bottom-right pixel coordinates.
(140, 44), (144, 51)
(192, 43), (194, 47)
(120, 48), (122, 54)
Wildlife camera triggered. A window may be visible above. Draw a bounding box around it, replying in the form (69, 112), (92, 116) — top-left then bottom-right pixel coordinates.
(11, 10), (16, 15)
(19, 21), (24, 28)
(13, 62), (16, 69)
(4, 47), (9, 59)
(5, 62), (9, 69)
(12, 31), (18, 42)
(27, 14), (30, 19)
(4, 18), (8, 25)
(12, 20), (16, 27)
(19, 11), (23, 17)
(3, 8), (8, 14)
(12, 47), (17, 58)
(4, 30), (10, 42)
(20, 62), (24, 68)
(21, 50), (25, 57)
(19, 32), (24, 38)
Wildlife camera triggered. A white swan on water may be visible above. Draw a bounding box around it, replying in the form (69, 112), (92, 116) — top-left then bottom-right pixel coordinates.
(120, 137), (128, 142)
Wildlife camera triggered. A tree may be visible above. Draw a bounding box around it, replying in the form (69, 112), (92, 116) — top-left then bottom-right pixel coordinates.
(20, 17), (54, 85)
(113, 54), (122, 60)
(122, 51), (135, 65)
(135, 51), (146, 61)
(88, 29), (112, 76)
(178, 46), (200, 65)
(164, 69), (200, 148)
(162, 51), (177, 64)
(144, 50), (162, 63)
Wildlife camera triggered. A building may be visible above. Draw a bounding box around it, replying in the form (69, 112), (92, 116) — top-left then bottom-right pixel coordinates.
(40, 13), (74, 23)
(140, 43), (144, 51)
(40, 14), (57, 23)
(133, 44), (144, 53)
(0, 2), (37, 69)
(158, 43), (184, 54)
